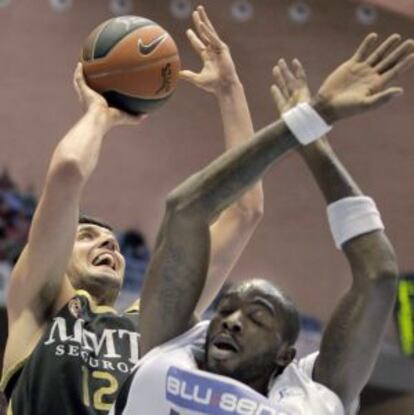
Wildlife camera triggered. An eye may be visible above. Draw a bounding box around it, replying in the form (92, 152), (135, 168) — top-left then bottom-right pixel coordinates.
(217, 305), (235, 317)
(78, 232), (93, 241)
(249, 308), (269, 326)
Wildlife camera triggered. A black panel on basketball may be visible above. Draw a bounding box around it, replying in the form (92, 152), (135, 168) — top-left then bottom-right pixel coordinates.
(103, 91), (172, 115)
(93, 16), (155, 59)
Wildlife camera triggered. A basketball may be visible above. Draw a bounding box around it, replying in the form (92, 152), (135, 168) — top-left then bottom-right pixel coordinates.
(81, 16), (181, 115)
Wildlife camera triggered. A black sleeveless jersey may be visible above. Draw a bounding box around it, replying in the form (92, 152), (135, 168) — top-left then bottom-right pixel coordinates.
(1, 290), (140, 415)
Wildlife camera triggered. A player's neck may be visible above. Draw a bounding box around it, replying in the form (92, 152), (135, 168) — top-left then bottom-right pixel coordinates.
(244, 376), (270, 396)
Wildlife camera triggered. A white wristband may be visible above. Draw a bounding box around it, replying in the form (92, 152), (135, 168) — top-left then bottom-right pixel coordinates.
(327, 196), (384, 250)
(282, 102), (332, 145)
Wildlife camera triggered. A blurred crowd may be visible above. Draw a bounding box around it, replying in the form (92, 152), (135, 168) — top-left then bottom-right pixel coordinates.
(0, 168), (35, 266)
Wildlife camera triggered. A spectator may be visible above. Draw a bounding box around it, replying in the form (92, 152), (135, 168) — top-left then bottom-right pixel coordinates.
(119, 229), (150, 293)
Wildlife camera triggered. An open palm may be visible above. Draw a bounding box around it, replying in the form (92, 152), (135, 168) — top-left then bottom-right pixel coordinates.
(180, 6), (238, 94)
(271, 58), (311, 115)
(318, 33), (414, 122)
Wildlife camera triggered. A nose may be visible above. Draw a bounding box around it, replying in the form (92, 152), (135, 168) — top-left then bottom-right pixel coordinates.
(99, 236), (117, 251)
(222, 311), (243, 333)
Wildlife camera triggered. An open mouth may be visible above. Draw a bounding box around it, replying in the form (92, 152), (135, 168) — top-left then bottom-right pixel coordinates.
(92, 253), (116, 271)
(210, 334), (240, 360)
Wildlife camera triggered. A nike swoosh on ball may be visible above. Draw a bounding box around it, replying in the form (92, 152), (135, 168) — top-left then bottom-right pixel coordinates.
(138, 34), (168, 55)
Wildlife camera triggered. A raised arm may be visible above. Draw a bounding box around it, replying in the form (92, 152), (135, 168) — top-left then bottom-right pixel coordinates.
(4, 65), (143, 372)
(271, 49), (402, 412)
(139, 33), (414, 355)
(308, 142), (397, 413)
(180, 6), (263, 315)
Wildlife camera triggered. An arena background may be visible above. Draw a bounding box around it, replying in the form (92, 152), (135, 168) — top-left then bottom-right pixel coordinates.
(1, 0), (414, 413)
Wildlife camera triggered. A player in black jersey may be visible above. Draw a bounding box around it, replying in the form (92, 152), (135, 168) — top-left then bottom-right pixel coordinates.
(0, 7), (263, 414)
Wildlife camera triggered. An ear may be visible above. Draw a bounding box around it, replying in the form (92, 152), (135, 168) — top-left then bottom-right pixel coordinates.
(274, 346), (296, 368)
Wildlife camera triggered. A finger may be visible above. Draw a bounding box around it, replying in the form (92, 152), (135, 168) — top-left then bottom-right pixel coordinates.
(278, 59), (297, 93)
(73, 63), (83, 100)
(74, 62), (96, 97)
(382, 52), (414, 83)
(126, 113), (148, 125)
(363, 87), (403, 109)
(73, 62), (84, 86)
(366, 33), (401, 66)
(193, 10), (210, 45)
(353, 33), (379, 62)
(292, 58), (307, 83)
(179, 69), (199, 84)
(197, 5), (219, 36)
(74, 62), (91, 102)
(272, 65), (289, 98)
(114, 111), (148, 126)
(271, 85), (287, 114)
(376, 39), (414, 73)
(198, 21), (222, 50)
(186, 29), (206, 56)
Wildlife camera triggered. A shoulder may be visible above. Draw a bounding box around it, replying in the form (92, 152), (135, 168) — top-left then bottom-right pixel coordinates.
(270, 352), (359, 415)
(137, 320), (209, 366)
(296, 351), (319, 378)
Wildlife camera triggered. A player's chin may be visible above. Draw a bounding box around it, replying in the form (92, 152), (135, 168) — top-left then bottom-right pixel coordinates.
(206, 348), (240, 376)
(88, 267), (123, 290)
(87, 270), (122, 305)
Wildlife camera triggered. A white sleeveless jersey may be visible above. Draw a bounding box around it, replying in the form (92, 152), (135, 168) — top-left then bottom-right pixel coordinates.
(111, 321), (359, 415)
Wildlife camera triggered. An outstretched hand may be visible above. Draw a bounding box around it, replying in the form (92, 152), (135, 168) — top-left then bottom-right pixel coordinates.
(180, 5), (239, 94)
(271, 58), (311, 115)
(73, 63), (146, 127)
(271, 58), (330, 150)
(316, 33), (414, 123)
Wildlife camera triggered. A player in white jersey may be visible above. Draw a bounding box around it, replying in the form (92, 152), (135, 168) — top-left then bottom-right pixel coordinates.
(113, 32), (414, 415)
(113, 318), (357, 415)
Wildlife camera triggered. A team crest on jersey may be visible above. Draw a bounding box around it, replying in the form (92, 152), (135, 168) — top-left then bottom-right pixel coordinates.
(68, 298), (82, 318)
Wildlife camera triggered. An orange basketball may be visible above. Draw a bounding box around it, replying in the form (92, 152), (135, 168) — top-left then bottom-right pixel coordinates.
(81, 16), (181, 115)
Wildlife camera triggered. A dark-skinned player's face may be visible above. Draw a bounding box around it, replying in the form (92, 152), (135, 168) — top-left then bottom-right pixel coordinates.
(205, 281), (295, 384)
(66, 224), (125, 305)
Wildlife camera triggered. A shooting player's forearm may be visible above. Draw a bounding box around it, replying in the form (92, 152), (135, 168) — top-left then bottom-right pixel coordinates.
(49, 106), (111, 187)
(7, 107), (112, 321)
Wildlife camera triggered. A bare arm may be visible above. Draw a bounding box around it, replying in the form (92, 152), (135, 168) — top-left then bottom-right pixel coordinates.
(140, 120), (297, 355)
(197, 83), (263, 314)
(180, 6), (263, 315)
(271, 55), (399, 411)
(139, 33), (414, 356)
(4, 65), (143, 371)
(304, 142), (397, 411)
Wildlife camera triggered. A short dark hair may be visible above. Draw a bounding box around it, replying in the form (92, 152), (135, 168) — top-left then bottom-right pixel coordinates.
(78, 214), (113, 232)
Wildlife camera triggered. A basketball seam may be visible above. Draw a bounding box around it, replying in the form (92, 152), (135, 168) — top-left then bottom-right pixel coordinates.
(86, 54), (179, 79)
(94, 21), (154, 59)
(91, 20), (113, 62)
